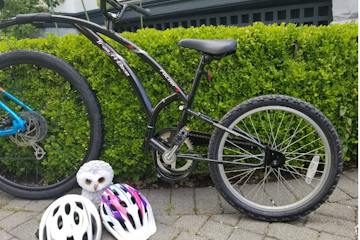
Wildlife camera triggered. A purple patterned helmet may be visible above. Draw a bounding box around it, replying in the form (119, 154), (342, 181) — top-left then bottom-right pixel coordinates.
(100, 183), (156, 240)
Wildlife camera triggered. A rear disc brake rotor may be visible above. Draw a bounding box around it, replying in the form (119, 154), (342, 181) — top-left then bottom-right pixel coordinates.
(9, 111), (48, 146)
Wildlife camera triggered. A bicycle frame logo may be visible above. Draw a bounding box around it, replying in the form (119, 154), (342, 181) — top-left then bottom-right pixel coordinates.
(160, 69), (181, 93)
(96, 39), (130, 77)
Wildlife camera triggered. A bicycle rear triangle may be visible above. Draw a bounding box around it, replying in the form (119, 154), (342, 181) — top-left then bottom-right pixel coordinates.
(0, 0), (342, 221)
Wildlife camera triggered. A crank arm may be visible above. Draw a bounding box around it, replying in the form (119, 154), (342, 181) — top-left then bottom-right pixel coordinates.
(177, 154), (264, 167)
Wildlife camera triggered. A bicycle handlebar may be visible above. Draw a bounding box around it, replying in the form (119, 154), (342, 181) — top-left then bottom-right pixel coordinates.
(100, 0), (151, 20)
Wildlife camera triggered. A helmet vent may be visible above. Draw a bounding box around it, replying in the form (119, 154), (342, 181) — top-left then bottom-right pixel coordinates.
(108, 221), (114, 228)
(53, 206), (59, 216)
(118, 218), (128, 232)
(131, 197), (136, 204)
(110, 204), (117, 212)
(65, 203), (71, 215)
(67, 237), (74, 240)
(138, 209), (143, 226)
(113, 190), (119, 196)
(43, 226), (47, 240)
(120, 201), (127, 208)
(57, 216), (63, 230)
(75, 202), (83, 210)
(74, 212), (80, 225)
(127, 213), (136, 229)
(91, 215), (97, 236)
(102, 204), (107, 213)
(82, 233), (88, 240)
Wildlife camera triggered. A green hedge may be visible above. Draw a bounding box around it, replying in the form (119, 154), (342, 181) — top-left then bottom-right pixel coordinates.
(0, 23), (357, 181)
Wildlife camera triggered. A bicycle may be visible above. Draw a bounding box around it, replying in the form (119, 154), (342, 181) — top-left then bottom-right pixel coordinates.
(0, 0), (342, 221)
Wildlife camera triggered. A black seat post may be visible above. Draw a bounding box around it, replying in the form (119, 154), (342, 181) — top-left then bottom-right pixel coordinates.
(187, 55), (211, 108)
(177, 54), (210, 130)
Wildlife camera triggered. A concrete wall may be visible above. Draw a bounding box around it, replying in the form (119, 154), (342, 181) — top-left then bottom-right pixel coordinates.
(54, 0), (98, 13)
(332, 0), (358, 23)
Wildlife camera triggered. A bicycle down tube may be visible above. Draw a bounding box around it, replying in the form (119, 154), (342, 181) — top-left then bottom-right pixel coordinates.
(0, 87), (32, 136)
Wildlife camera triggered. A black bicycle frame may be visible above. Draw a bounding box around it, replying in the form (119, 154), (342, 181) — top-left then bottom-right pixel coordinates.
(0, 13), (265, 157)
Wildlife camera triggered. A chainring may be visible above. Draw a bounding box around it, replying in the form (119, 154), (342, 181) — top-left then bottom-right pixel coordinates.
(9, 111), (48, 146)
(154, 128), (197, 182)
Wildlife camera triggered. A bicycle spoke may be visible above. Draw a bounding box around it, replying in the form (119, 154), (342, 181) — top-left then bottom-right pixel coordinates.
(283, 137), (322, 156)
(266, 110), (276, 147)
(272, 111), (286, 150)
(224, 140), (262, 161)
(281, 119), (304, 153)
(232, 167), (259, 186)
(284, 146), (325, 162)
(280, 129), (317, 152)
(249, 116), (261, 144)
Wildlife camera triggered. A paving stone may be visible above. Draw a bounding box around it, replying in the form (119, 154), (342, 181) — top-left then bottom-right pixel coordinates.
(139, 189), (150, 196)
(149, 223), (180, 240)
(342, 169), (358, 183)
(0, 192), (14, 208)
(176, 231), (207, 240)
(337, 177), (358, 198)
(328, 188), (352, 203)
(268, 223), (319, 240)
(3, 199), (32, 211)
(195, 188), (222, 215)
(101, 230), (115, 240)
(172, 188), (195, 215)
(236, 217), (269, 235)
(211, 214), (239, 226)
(26, 200), (53, 212)
(155, 214), (179, 226)
(219, 196), (238, 214)
(3, 199), (53, 212)
(174, 215), (209, 233)
(315, 202), (356, 221)
(264, 238), (277, 240)
(0, 230), (12, 240)
(66, 188), (81, 195)
(0, 211), (36, 231)
(198, 220), (233, 240)
(146, 189), (171, 215)
(305, 214), (356, 238)
(10, 218), (40, 240)
(0, 210), (14, 221)
(228, 228), (263, 240)
(338, 198), (358, 208)
(318, 232), (353, 240)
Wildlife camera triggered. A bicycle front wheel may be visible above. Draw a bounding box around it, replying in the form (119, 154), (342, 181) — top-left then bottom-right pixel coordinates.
(0, 50), (103, 199)
(208, 95), (342, 221)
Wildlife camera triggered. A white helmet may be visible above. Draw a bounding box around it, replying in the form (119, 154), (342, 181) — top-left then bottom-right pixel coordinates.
(100, 183), (156, 240)
(39, 194), (102, 240)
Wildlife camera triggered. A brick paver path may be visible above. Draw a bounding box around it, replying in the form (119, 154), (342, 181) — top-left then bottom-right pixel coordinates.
(0, 169), (357, 240)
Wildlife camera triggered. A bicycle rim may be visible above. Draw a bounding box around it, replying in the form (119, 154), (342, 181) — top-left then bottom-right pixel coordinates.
(217, 106), (331, 212)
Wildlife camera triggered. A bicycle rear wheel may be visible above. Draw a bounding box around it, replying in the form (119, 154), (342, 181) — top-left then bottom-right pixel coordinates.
(208, 95), (342, 221)
(0, 50), (103, 199)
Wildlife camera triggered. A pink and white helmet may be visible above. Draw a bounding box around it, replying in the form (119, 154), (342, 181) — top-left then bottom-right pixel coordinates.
(100, 183), (156, 240)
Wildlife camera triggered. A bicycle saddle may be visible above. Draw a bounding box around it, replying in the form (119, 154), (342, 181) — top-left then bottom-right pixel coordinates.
(178, 39), (237, 57)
